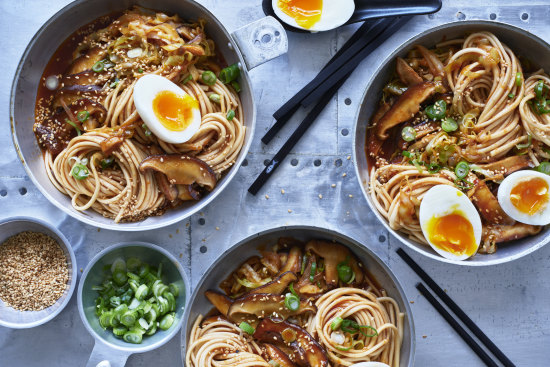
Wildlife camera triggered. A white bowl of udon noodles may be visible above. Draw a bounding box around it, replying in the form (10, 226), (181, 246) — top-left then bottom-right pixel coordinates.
(181, 226), (415, 367)
(11, 0), (286, 231)
(354, 21), (550, 265)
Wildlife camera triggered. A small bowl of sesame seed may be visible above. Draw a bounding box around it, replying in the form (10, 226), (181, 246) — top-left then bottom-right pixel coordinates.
(0, 216), (77, 328)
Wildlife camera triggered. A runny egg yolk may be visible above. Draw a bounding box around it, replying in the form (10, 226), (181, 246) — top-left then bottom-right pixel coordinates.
(152, 91), (198, 132)
(510, 177), (549, 215)
(277, 0), (322, 29)
(426, 212), (477, 257)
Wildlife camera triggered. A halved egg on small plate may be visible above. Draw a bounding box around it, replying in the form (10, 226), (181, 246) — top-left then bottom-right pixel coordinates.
(419, 185), (482, 261)
(134, 74), (201, 144)
(497, 170), (550, 226)
(273, 0), (355, 32)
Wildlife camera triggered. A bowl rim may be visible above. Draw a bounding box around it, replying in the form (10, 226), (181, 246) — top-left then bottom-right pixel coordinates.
(9, 0), (256, 232)
(352, 19), (550, 266)
(0, 216), (78, 329)
(180, 225), (416, 366)
(77, 241), (190, 353)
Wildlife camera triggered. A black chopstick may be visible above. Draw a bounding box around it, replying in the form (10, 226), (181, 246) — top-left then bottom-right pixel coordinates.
(249, 76), (348, 195)
(300, 15), (411, 107)
(416, 283), (499, 367)
(262, 19), (380, 144)
(397, 248), (515, 367)
(272, 17), (392, 120)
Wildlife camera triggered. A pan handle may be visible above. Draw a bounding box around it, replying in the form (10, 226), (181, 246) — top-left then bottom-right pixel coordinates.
(85, 340), (131, 367)
(231, 16), (288, 70)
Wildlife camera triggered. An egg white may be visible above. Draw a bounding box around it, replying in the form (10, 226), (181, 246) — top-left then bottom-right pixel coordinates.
(497, 170), (550, 225)
(134, 74), (201, 144)
(273, 0), (355, 32)
(419, 185), (482, 261)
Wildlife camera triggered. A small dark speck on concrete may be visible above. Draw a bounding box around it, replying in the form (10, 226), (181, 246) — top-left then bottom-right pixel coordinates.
(291, 158), (299, 166)
(242, 159), (248, 166)
(341, 128), (349, 136)
(335, 159), (342, 167)
(263, 159), (270, 166)
(200, 246), (207, 253)
(0, 190), (6, 197)
(314, 159), (321, 167)
(198, 218), (205, 225)
(344, 98), (351, 105)
(379, 235), (386, 242)
(19, 187), (27, 195)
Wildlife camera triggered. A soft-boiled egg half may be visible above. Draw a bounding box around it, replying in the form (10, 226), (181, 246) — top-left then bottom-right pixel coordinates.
(134, 74), (201, 144)
(497, 170), (550, 225)
(273, 0), (355, 32)
(419, 185), (482, 261)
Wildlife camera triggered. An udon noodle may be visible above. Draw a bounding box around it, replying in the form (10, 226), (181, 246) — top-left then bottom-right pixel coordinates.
(34, 7), (245, 222)
(366, 32), (549, 254)
(185, 238), (404, 367)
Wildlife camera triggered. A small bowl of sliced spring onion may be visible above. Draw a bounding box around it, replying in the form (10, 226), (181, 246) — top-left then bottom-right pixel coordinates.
(77, 242), (189, 367)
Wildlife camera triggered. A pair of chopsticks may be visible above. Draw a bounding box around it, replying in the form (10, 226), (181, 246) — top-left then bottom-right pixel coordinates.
(248, 16), (412, 195)
(396, 248), (515, 367)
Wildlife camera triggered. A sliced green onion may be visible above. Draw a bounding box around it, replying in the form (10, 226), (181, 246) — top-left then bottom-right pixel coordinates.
(309, 262), (317, 282)
(352, 340), (365, 350)
(289, 282), (299, 298)
(121, 310), (137, 327)
(92, 61), (105, 73)
(508, 93), (515, 99)
(337, 258), (353, 283)
(77, 110), (90, 122)
(535, 161), (550, 175)
(71, 163), (89, 180)
(65, 118), (82, 136)
(112, 326), (127, 337)
(141, 123), (152, 136)
(209, 93), (221, 103)
(111, 258), (126, 273)
(516, 134), (532, 150)
(169, 283), (179, 297)
(226, 109), (235, 121)
(335, 345), (352, 351)
(515, 72), (522, 87)
(534, 99), (550, 114)
(401, 126), (416, 142)
(455, 161), (470, 179)
(201, 70), (217, 86)
(239, 321), (255, 335)
(137, 68), (143, 73)
(441, 117), (458, 132)
(113, 270), (128, 286)
(100, 156), (114, 169)
(268, 361), (281, 367)
(402, 150), (412, 158)
(159, 312), (175, 331)
(425, 100), (447, 120)
(181, 74), (193, 84)
(123, 331), (142, 344)
(331, 316), (343, 331)
(358, 325), (378, 337)
(427, 162), (441, 174)
(219, 63), (240, 84)
(135, 284), (148, 300)
(284, 293), (300, 311)
(231, 80), (241, 93)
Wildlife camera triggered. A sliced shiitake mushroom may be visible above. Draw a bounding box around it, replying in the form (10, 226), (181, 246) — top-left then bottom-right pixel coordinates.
(396, 57), (423, 86)
(205, 290), (233, 317)
(278, 247), (302, 275)
(177, 184), (201, 201)
(374, 81), (436, 140)
(263, 343), (297, 367)
(66, 46), (106, 75)
(139, 154), (217, 190)
(254, 319), (329, 367)
(469, 179), (514, 225)
(228, 293), (315, 324)
(249, 271), (298, 295)
(305, 240), (363, 287)
(53, 84), (103, 109)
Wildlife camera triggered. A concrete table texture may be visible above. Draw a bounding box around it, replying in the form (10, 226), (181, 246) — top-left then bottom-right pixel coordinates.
(1, 0), (549, 366)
